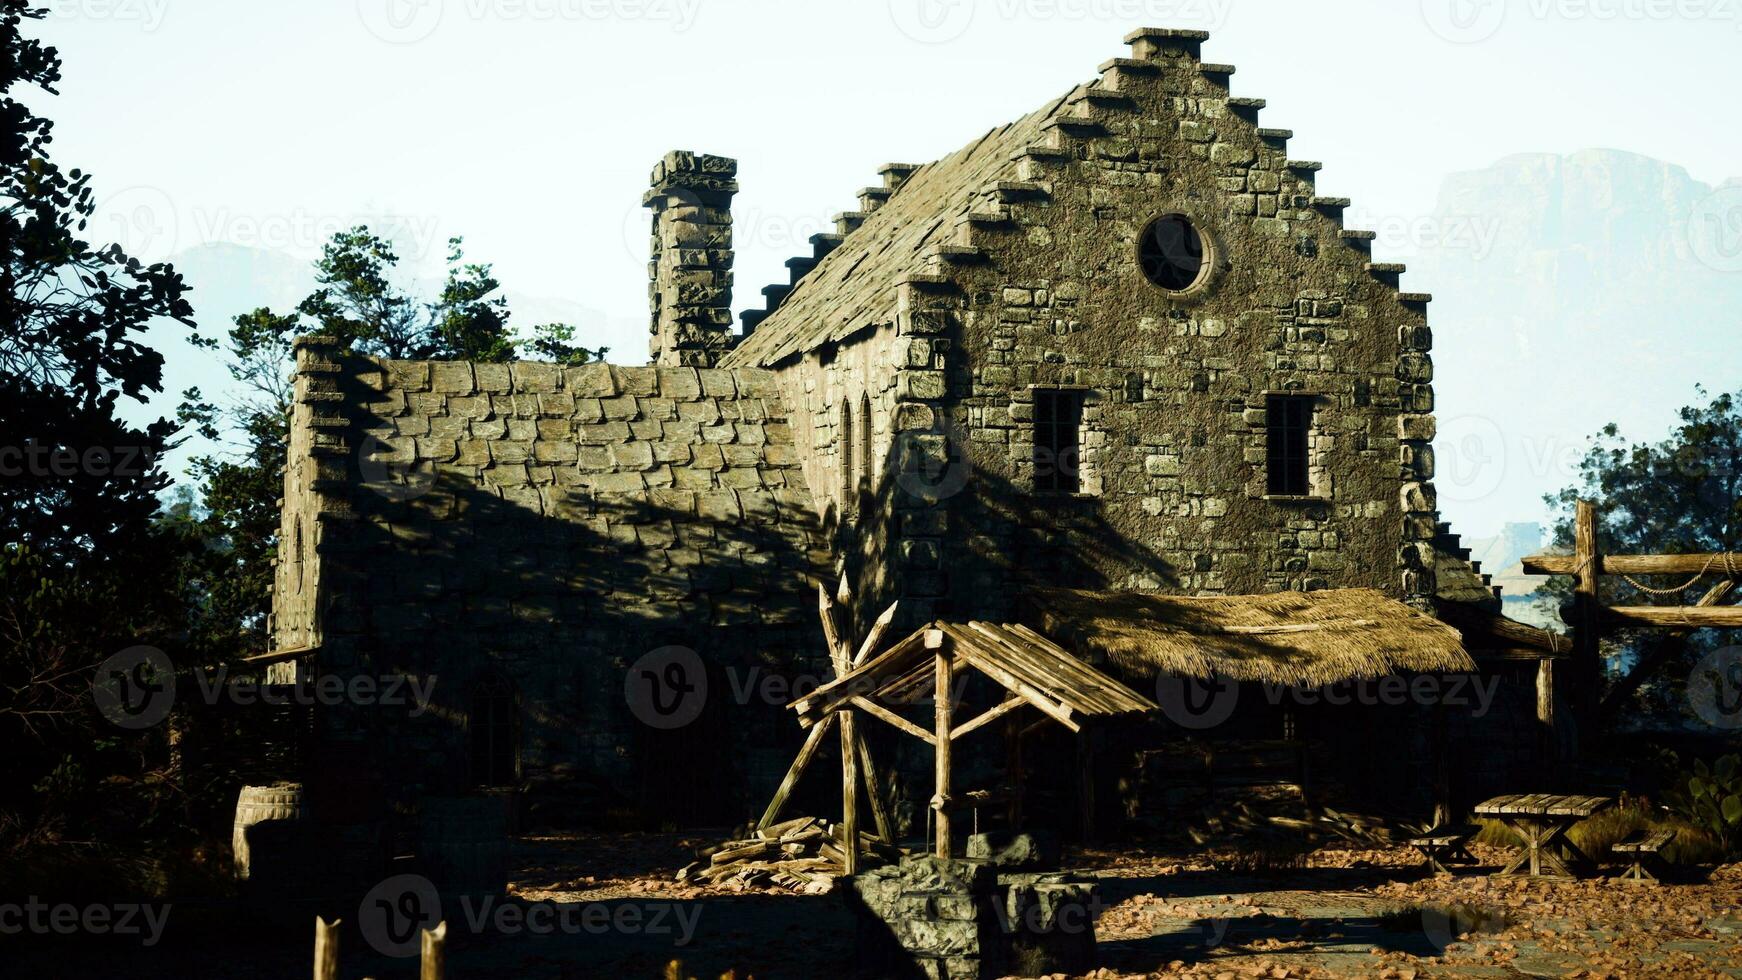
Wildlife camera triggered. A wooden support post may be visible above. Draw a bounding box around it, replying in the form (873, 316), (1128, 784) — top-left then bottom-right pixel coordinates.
(758, 713), (836, 831)
(1571, 501), (1601, 752)
(840, 708), (860, 875)
(420, 921), (447, 980)
(1077, 726), (1096, 844)
(313, 917), (340, 980)
(1007, 711), (1025, 829)
(1536, 658), (1559, 763)
(933, 640), (954, 860)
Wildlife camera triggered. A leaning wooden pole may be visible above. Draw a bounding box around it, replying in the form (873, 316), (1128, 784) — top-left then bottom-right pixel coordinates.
(313, 917), (340, 980)
(757, 714), (835, 831)
(932, 631), (954, 860)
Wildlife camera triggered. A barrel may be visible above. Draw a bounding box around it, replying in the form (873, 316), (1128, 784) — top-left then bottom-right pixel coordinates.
(233, 783), (305, 880)
(416, 797), (509, 897)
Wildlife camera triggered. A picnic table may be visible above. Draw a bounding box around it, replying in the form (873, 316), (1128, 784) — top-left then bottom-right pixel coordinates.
(1474, 793), (1613, 878)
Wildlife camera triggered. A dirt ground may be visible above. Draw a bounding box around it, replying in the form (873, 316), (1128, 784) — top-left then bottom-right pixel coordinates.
(5, 832), (1740, 978)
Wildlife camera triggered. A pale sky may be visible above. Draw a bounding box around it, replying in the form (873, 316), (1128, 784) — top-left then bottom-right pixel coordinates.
(32, 0), (1742, 538)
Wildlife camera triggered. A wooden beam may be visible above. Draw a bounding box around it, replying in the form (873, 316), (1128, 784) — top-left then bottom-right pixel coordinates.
(852, 600), (901, 669)
(758, 713), (836, 831)
(1601, 580), (1737, 717)
(849, 695), (936, 744)
(1600, 605), (1742, 628)
(1524, 553), (1742, 576)
(840, 707), (859, 874)
(934, 650), (954, 860)
(949, 695), (1027, 741)
(854, 728), (896, 844)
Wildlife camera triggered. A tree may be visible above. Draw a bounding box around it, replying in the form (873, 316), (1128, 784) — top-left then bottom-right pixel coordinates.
(0, 1), (193, 564)
(1537, 386), (1742, 722)
(179, 230), (607, 665)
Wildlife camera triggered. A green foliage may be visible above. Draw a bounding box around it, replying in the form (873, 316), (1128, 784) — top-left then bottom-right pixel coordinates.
(1666, 754), (1742, 855)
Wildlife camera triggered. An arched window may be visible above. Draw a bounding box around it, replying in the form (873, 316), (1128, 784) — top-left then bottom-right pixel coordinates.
(469, 671), (518, 788)
(858, 392), (873, 490)
(839, 398), (854, 508)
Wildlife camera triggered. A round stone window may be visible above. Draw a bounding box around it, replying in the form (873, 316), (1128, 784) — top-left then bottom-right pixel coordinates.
(1138, 214), (1209, 292)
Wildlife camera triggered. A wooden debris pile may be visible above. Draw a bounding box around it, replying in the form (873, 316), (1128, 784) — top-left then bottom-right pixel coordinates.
(676, 816), (901, 893)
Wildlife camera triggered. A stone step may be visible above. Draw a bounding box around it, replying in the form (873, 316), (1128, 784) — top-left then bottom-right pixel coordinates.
(1226, 96), (1265, 122)
(1042, 116), (1107, 138)
(761, 283), (792, 308)
(740, 309), (768, 334)
(834, 211), (869, 235)
(1311, 196), (1351, 212)
(785, 256), (818, 282)
(810, 232), (845, 259)
(1399, 292), (1433, 306)
(931, 244), (985, 265)
(1256, 127), (1293, 141)
(990, 180), (1049, 202)
(878, 162), (921, 190)
(1199, 62), (1236, 77)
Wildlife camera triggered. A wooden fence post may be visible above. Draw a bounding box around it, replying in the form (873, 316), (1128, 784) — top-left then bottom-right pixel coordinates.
(420, 921), (447, 980)
(1571, 500), (1601, 757)
(313, 917), (340, 980)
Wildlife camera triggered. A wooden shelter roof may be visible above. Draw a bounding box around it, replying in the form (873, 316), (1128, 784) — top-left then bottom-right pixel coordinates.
(1025, 587), (1477, 686)
(789, 619), (1158, 734)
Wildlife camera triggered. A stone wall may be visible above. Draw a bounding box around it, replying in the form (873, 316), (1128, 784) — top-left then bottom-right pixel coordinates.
(273, 337), (829, 825)
(908, 30), (1437, 620)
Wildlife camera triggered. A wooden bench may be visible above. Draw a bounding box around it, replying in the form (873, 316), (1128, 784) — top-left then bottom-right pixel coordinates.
(1408, 824), (1479, 875)
(1613, 828), (1675, 883)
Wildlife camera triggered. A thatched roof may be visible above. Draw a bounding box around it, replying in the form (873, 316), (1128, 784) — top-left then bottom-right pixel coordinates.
(1025, 588), (1476, 686)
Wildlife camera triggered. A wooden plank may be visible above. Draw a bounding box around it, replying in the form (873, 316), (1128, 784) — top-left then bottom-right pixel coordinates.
(849, 695), (936, 744)
(420, 921), (446, 980)
(1525, 553), (1742, 576)
(1475, 793), (1521, 815)
(934, 650), (954, 859)
(790, 630), (929, 721)
(969, 622), (1129, 714)
(1006, 622), (1157, 714)
(852, 601), (902, 669)
(1601, 606), (1742, 628)
(840, 708), (859, 875)
(988, 621), (1132, 709)
(949, 694), (1027, 741)
(943, 627), (1080, 732)
(314, 917), (340, 980)
(757, 713), (836, 831)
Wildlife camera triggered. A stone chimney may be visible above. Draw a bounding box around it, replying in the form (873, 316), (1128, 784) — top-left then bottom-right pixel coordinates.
(643, 151), (738, 366)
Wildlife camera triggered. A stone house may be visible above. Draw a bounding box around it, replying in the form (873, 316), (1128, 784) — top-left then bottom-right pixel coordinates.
(271, 28), (1561, 836)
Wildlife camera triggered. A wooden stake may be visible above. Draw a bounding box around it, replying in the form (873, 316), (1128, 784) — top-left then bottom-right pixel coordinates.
(934, 647), (954, 859)
(758, 713), (836, 831)
(420, 921), (447, 980)
(840, 708), (859, 875)
(313, 917), (340, 980)
(852, 601), (902, 669)
(1572, 500), (1601, 755)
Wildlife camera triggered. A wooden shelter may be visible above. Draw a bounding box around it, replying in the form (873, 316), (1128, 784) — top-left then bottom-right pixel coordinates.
(779, 620), (1158, 861)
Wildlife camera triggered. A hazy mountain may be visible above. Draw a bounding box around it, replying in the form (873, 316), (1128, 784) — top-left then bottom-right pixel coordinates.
(1415, 149), (1742, 540)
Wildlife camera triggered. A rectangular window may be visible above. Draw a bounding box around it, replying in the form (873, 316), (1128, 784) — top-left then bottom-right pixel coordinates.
(1033, 389), (1084, 494)
(1266, 394), (1312, 496)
